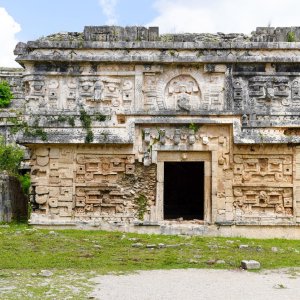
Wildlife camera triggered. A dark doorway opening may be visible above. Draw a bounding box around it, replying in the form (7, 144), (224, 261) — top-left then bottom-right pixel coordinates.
(164, 162), (204, 220)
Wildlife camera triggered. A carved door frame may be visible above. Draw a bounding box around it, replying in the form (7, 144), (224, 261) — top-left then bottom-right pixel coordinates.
(152, 150), (217, 224)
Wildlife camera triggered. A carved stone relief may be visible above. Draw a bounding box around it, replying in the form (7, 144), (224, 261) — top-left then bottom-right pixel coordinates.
(233, 79), (244, 110)
(78, 76), (134, 111)
(233, 76), (300, 113)
(153, 68), (225, 111)
(31, 147), (75, 217)
(47, 79), (59, 109)
(248, 77), (289, 110)
(291, 79), (300, 107)
(164, 75), (200, 111)
(66, 78), (78, 110)
(233, 155), (293, 184)
(74, 154), (156, 219)
(30, 147), (156, 221)
(142, 75), (157, 110)
(24, 78), (46, 112)
(233, 187), (293, 216)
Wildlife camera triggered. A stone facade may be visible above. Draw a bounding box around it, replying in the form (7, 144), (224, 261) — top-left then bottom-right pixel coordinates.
(3, 26), (300, 236)
(30, 144), (156, 223)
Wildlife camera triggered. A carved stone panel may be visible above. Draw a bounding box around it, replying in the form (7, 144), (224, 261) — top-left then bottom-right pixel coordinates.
(78, 76), (135, 111)
(233, 187), (293, 216)
(31, 147), (75, 217)
(233, 155), (293, 184)
(233, 76), (300, 113)
(143, 75), (157, 110)
(24, 78), (46, 112)
(248, 77), (290, 111)
(164, 75), (200, 111)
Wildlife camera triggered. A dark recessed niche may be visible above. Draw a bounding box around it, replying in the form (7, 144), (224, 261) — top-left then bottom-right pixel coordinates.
(275, 64), (300, 72)
(164, 161), (204, 220)
(233, 64), (265, 72)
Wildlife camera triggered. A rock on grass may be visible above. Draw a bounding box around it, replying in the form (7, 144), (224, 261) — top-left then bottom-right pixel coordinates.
(241, 260), (260, 270)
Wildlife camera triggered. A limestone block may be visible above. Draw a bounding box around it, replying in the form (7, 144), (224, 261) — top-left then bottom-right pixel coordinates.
(49, 148), (60, 159)
(241, 260), (261, 270)
(225, 212), (234, 220)
(225, 202), (233, 212)
(49, 187), (59, 198)
(49, 159), (59, 170)
(35, 186), (49, 195)
(36, 194), (48, 205)
(48, 198), (58, 208)
(216, 199), (226, 210)
(36, 148), (49, 156)
(36, 156), (49, 167)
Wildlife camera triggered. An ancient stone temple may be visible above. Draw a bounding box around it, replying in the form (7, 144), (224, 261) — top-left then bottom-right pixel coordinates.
(5, 26), (300, 237)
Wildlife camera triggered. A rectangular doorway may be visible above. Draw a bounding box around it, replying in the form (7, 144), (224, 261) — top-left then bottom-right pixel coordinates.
(163, 161), (204, 220)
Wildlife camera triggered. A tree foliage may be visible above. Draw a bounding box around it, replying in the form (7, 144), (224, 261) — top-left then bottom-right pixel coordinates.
(0, 136), (24, 175)
(0, 81), (13, 108)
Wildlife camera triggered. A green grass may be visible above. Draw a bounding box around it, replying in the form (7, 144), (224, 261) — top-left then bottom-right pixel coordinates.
(1, 223), (300, 271)
(1, 223), (300, 299)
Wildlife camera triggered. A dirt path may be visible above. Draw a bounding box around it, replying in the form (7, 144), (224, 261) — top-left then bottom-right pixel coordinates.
(90, 268), (300, 300)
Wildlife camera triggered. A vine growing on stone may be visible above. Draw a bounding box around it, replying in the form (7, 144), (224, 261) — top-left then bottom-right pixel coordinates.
(134, 194), (148, 221)
(9, 116), (48, 141)
(79, 108), (93, 143)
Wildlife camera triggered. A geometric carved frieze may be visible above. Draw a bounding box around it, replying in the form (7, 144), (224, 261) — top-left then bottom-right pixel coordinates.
(248, 77), (290, 112)
(73, 154), (139, 217)
(79, 76), (134, 110)
(233, 155), (293, 184)
(233, 76), (300, 113)
(233, 187), (293, 215)
(25, 74), (135, 113)
(75, 154), (135, 185)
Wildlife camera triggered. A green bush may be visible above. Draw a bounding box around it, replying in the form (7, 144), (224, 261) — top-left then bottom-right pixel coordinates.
(0, 137), (30, 197)
(0, 137), (24, 175)
(0, 81), (13, 108)
(18, 173), (31, 195)
(287, 31), (296, 42)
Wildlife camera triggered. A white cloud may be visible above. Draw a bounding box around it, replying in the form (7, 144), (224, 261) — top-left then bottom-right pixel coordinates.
(147, 0), (300, 34)
(99, 0), (118, 25)
(0, 7), (21, 67)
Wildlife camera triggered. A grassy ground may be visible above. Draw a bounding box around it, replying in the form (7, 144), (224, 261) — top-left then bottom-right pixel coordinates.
(1, 223), (300, 299)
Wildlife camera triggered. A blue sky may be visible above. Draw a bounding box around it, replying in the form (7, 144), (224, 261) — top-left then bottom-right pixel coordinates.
(0, 0), (157, 42)
(1, 0), (300, 67)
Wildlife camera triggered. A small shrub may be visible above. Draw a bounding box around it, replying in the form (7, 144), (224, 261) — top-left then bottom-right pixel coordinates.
(0, 137), (24, 175)
(79, 109), (91, 129)
(188, 123), (200, 132)
(287, 31), (296, 42)
(57, 116), (69, 123)
(18, 173), (31, 195)
(67, 116), (75, 127)
(94, 113), (106, 122)
(85, 130), (94, 143)
(34, 129), (48, 141)
(0, 81), (13, 108)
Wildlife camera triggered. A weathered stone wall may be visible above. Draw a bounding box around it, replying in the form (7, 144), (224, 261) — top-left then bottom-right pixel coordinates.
(29, 145), (156, 224)
(232, 145), (294, 224)
(0, 174), (28, 222)
(5, 25), (300, 235)
(0, 68), (25, 143)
